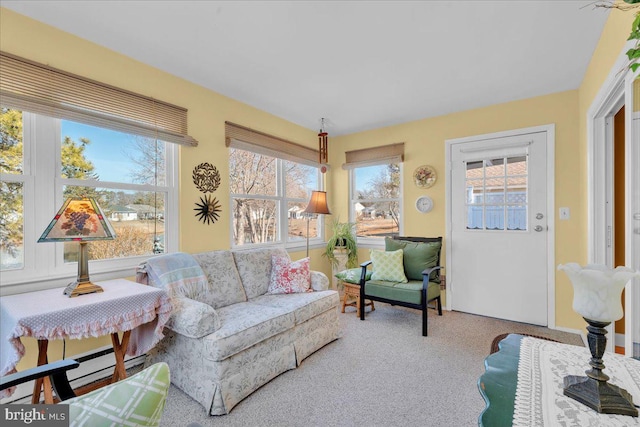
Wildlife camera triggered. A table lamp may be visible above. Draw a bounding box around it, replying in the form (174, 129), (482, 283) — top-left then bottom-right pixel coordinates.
(38, 197), (116, 297)
(302, 191), (331, 257)
(558, 263), (640, 417)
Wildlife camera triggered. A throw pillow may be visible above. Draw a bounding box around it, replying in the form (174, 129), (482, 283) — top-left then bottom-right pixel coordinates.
(385, 237), (441, 282)
(335, 267), (372, 284)
(370, 249), (408, 283)
(267, 255), (312, 294)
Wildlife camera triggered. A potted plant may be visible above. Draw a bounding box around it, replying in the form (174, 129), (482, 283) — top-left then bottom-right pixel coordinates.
(324, 220), (358, 269)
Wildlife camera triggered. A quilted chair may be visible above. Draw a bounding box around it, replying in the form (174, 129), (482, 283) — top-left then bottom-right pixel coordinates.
(359, 236), (443, 336)
(0, 360), (170, 427)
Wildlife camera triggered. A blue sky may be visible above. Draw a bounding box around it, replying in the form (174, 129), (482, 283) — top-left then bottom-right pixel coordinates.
(61, 121), (137, 183)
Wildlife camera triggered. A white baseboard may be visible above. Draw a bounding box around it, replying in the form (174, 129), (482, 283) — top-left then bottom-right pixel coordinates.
(615, 333), (625, 348)
(1, 345), (145, 404)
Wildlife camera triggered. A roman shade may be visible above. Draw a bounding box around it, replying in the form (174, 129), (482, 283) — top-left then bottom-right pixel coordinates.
(225, 121), (319, 166)
(342, 142), (404, 169)
(0, 51), (197, 146)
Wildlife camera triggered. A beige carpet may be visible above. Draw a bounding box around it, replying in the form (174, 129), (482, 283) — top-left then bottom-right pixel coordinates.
(159, 304), (584, 427)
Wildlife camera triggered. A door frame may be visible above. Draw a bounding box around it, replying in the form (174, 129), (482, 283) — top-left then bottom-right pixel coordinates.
(587, 40), (638, 354)
(445, 124), (556, 328)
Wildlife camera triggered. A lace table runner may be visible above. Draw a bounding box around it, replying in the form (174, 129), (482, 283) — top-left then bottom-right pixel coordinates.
(513, 337), (640, 426)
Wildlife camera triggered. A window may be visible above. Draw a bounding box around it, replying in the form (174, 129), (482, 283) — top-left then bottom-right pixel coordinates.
(0, 108), (177, 286)
(229, 148), (321, 247)
(350, 163), (402, 240)
(465, 156), (527, 231)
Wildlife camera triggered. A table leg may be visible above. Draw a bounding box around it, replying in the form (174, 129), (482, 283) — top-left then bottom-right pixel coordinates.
(110, 331), (130, 383)
(32, 339), (54, 404)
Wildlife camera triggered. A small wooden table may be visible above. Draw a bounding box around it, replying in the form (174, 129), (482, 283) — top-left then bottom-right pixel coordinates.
(0, 279), (171, 403)
(341, 282), (375, 315)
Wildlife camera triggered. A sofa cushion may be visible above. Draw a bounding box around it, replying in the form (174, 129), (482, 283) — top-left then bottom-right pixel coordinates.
(364, 280), (440, 305)
(203, 302), (294, 361)
(370, 249), (408, 283)
(191, 251), (247, 308)
(267, 256), (311, 294)
(232, 247), (290, 299)
(385, 237), (441, 281)
(250, 290), (340, 325)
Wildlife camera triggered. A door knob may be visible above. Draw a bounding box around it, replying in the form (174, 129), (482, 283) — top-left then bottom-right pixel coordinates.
(534, 225), (544, 232)
(536, 213), (544, 220)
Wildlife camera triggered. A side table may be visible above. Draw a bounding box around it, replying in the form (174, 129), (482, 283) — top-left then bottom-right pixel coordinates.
(341, 282), (375, 315)
(0, 279), (171, 403)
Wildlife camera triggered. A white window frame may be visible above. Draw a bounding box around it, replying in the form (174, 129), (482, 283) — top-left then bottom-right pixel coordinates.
(229, 148), (324, 251)
(0, 111), (179, 292)
(348, 163), (403, 248)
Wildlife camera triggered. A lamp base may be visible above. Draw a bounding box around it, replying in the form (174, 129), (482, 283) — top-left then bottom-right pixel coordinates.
(564, 375), (638, 417)
(63, 280), (104, 298)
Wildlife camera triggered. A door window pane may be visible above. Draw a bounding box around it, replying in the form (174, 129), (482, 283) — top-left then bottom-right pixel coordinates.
(465, 156), (528, 231)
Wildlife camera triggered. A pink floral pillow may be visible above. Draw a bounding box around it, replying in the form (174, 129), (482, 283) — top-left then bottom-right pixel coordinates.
(267, 255), (312, 294)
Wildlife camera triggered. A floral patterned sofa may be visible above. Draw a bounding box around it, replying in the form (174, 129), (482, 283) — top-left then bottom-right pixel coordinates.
(137, 247), (340, 415)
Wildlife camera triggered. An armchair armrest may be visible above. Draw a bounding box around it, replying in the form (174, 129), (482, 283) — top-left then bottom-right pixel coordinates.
(359, 261), (372, 285)
(421, 266), (442, 290)
(168, 297), (220, 338)
(0, 359), (79, 401)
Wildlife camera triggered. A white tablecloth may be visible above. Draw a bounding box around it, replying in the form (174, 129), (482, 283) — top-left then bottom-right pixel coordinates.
(0, 279), (171, 397)
(514, 337), (640, 426)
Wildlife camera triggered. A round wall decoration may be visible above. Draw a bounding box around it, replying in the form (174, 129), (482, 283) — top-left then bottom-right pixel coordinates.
(192, 162), (221, 193)
(413, 165), (437, 188)
(415, 195), (434, 214)
(194, 194), (222, 225)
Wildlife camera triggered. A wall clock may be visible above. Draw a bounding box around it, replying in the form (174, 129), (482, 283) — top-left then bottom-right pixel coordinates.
(413, 165), (437, 188)
(415, 196), (434, 213)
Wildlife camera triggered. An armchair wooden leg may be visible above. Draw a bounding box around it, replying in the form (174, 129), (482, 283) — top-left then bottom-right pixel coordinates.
(437, 296), (443, 316)
(422, 307), (428, 337)
(359, 286), (365, 321)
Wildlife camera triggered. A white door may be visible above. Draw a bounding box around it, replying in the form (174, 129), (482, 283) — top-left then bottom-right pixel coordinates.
(448, 128), (550, 326)
(625, 75), (640, 359)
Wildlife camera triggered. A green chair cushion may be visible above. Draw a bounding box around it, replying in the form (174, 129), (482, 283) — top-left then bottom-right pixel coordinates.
(364, 280), (440, 305)
(64, 362), (170, 427)
(385, 237), (441, 282)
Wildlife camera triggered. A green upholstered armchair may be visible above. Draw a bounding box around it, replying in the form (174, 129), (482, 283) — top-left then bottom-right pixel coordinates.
(359, 236), (443, 336)
(0, 360), (170, 427)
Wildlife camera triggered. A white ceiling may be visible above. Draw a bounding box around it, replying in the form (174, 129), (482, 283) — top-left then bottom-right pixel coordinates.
(1, 1), (610, 136)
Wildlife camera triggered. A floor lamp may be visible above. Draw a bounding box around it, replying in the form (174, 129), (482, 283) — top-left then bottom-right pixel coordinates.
(302, 191), (331, 257)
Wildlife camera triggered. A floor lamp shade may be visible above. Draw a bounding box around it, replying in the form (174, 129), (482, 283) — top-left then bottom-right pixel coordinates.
(38, 198), (116, 297)
(303, 191), (331, 258)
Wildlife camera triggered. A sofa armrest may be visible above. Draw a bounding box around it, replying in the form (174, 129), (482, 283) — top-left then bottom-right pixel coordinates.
(167, 297), (220, 338)
(310, 271), (330, 291)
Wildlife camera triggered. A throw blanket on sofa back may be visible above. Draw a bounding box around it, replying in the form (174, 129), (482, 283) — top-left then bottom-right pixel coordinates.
(144, 252), (209, 298)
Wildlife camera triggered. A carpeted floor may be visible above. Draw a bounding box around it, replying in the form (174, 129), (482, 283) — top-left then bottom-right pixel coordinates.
(159, 304), (584, 427)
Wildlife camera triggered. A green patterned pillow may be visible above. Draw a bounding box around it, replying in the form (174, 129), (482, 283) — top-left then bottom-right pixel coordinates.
(65, 362), (170, 427)
(370, 249), (408, 283)
(335, 267), (372, 284)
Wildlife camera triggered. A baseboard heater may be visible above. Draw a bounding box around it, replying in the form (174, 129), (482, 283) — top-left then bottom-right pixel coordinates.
(0, 345), (146, 404)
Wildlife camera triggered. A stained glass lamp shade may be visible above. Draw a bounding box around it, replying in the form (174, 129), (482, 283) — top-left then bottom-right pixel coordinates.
(38, 198), (116, 297)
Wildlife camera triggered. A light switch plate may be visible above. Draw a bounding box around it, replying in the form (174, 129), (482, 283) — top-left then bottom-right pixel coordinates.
(559, 207), (570, 220)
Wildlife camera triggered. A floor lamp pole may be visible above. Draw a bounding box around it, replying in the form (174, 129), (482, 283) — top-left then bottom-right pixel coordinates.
(306, 215), (310, 258)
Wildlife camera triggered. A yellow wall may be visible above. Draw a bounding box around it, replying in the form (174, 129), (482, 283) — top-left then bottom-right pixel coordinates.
(0, 5), (635, 369)
(0, 7), (326, 370)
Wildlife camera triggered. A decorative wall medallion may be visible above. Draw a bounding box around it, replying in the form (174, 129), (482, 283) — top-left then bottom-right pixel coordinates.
(413, 165), (437, 188)
(192, 162), (221, 193)
(194, 194), (221, 224)
(415, 195), (434, 213)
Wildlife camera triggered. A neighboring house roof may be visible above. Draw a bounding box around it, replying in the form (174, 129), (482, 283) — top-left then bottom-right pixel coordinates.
(110, 206), (136, 213)
(126, 204), (156, 214)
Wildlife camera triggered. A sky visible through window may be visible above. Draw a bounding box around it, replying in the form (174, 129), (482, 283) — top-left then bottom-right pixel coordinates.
(61, 121), (136, 183)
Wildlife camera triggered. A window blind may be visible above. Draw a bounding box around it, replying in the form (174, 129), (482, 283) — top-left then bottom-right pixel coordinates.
(342, 142), (404, 169)
(225, 121), (318, 166)
(0, 51), (197, 146)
